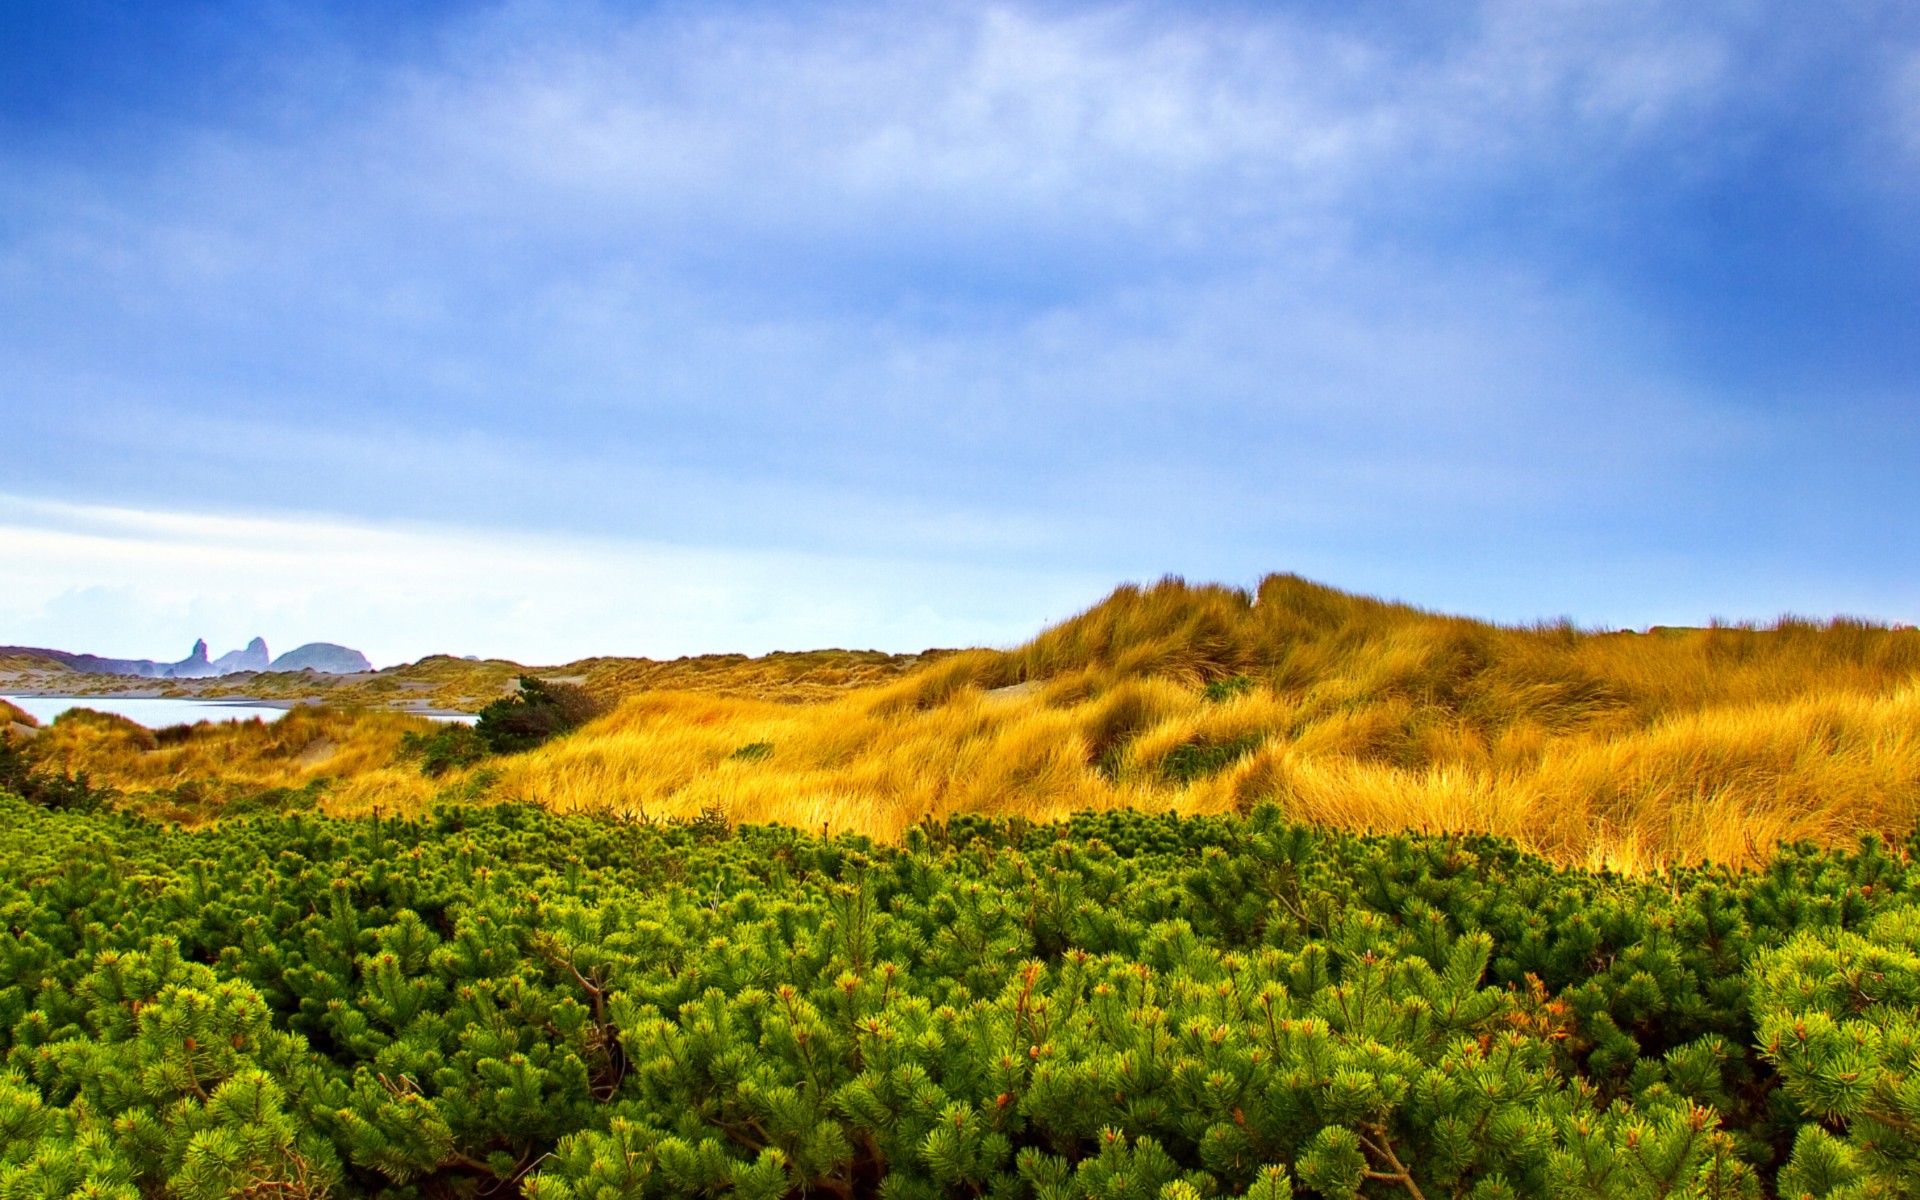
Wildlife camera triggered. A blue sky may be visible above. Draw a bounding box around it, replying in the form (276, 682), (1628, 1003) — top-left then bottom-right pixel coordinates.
(2, 0), (1917, 665)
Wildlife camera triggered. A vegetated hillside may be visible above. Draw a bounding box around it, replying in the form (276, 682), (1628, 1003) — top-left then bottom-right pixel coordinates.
(0, 652), (71, 694)
(0, 646), (945, 713)
(0, 698), (35, 727)
(241, 648), (944, 712)
(11, 574), (1919, 870)
(12, 705), (451, 821)
(563, 647), (961, 704)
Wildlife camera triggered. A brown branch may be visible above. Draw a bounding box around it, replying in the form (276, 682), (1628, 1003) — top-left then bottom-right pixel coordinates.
(1357, 1123), (1429, 1200)
(1862, 1106), (1920, 1136)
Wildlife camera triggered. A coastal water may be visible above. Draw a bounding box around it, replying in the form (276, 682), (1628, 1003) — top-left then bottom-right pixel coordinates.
(3, 696), (297, 728)
(3, 696), (472, 728)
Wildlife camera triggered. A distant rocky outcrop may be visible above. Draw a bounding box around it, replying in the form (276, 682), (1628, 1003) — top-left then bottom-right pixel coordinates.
(0, 646), (166, 677)
(0, 636), (369, 678)
(166, 638), (217, 678)
(210, 637), (271, 674)
(268, 643), (373, 674)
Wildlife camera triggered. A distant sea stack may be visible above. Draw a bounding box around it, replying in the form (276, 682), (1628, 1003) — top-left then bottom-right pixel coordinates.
(166, 638), (217, 678)
(0, 636), (370, 677)
(268, 643), (373, 674)
(210, 637), (271, 674)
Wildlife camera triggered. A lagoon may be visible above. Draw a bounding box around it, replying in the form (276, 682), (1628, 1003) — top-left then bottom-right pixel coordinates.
(3, 696), (474, 729)
(3, 695), (297, 728)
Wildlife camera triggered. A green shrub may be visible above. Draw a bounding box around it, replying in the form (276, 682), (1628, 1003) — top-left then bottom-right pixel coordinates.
(0, 793), (1913, 1197)
(1203, 674), (1255, 702)
(1161, 733), (1263, 782)
(474, 676), (606, 754)
(1752, 906), (1920, 1199)
(397, 722), (491, 776)
(0, 737), (111, 813)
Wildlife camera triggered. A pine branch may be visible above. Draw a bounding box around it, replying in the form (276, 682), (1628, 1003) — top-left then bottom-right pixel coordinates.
(1357, 1123), (1429, 1200)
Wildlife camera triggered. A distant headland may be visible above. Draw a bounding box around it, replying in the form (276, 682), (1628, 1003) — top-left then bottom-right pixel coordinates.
(0, 638), (372, 678)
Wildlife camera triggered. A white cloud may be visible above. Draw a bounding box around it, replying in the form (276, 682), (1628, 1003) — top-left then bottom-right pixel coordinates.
(0, 495), (1105, 665)
(363, 0), (1735, 251)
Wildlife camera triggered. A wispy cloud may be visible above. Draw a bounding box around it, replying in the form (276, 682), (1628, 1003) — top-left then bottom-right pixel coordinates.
(0, 495), (1104, 665)
(3, 0), (1918, 653)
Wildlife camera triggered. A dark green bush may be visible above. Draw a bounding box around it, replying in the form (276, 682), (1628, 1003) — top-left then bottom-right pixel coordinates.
(474, 675), (607, 754)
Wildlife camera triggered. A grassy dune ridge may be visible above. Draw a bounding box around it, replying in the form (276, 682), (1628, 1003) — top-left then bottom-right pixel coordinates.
(12, 573), (1920, 869)
(0, 646), (943, 713)
(17, 705), (449, 819)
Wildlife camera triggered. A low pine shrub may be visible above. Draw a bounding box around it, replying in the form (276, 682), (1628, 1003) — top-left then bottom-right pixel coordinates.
(1752, 907), (1920, 1198)
(0, 791), (1912, 1197)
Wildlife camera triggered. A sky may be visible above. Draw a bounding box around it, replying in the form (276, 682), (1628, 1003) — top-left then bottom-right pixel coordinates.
(2, 0), (1918, 667)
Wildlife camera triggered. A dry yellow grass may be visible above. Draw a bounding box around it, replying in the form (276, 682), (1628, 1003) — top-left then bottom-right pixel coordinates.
(566, 649), (955, 705)
(19, 705), (446, 820)
(16, 575), (1919, 869)
(486, 674), (1920, 871)
(488, 576), (1920, 868)
(1221, 686), (1920, 872)
(490, 688), (1158, 840)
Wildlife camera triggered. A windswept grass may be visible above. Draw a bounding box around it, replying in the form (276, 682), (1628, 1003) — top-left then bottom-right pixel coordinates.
(18, 705), (447, 820)
(487, 674), (1920, 871)
(489, 576), (1920, 868)
(490, 688), (1137, 839)
(892, 574), (1920, 731)
(15, 574), (1918, 869)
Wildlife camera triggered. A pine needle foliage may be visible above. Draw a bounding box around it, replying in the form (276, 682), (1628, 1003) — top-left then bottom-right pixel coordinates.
(1, 791), (1918, 1197)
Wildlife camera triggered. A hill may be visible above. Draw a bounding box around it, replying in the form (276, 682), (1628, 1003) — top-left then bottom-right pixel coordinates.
(9, 574), (1918, 870)
(0, 644), (945, 713)
(267, 642), (373, 673)
(0, 636), (285, 678)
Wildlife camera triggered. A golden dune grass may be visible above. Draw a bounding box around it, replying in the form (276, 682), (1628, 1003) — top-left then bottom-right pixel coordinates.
(1220, 686), (1920, 872)
(486, 576), (1920, 869)
(20, 705), (446, 819)
(491, 688), (1148, 840)
(486, 677), (1920, 870)
(16, 575), (1919, 869)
